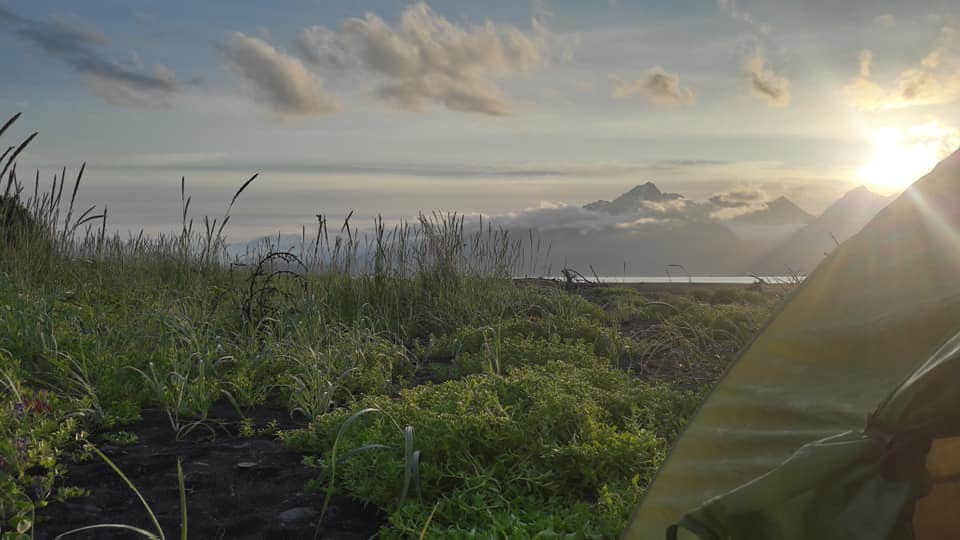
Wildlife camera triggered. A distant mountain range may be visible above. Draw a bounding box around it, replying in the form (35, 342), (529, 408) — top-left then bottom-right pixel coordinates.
(583, 181), (817, 226)
(523, 181), (894, 275)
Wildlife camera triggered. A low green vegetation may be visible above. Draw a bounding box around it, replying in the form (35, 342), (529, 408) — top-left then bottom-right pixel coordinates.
(0, 114), (777, 538)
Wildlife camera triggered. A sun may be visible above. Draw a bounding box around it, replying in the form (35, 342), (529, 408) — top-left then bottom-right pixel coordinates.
(858, 122), (960, 193)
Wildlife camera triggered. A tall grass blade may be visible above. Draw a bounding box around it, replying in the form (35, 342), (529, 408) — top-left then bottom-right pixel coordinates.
(0, 131), (37, 182)
(0, 112), (21, 139)
(178, 460), (188, 540)
(317, 407), (382, 529)
(419, 502), (440, 540)
(55, 524), (161, 539)
(86, 444), (166, 540)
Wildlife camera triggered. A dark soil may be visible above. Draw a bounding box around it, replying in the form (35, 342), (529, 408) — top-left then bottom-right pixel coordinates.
(37, 402), (384, 539)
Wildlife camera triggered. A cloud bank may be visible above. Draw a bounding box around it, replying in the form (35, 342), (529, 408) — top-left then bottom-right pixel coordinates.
(294, 2), (550, 116)
(223, 32), (340, 117)
(0, 5), (195, 109)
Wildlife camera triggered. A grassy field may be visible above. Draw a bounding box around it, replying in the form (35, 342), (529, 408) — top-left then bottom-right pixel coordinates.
(0, 115), (779, 538)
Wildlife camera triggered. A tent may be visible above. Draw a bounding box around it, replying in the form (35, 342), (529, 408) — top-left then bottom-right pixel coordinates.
(625, 147), (960, 540)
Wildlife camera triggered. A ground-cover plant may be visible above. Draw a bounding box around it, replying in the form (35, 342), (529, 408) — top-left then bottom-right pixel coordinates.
(0, 350), (87, 538)
(286, 362), (701, 538)
(421, 307), (627, 367)
(450, 334), (606, 377)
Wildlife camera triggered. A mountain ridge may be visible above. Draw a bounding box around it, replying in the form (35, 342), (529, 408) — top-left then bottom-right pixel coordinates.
(749, 185), (893, 272)
(584, 182), (816, 226)
(573, 182), (891, 273)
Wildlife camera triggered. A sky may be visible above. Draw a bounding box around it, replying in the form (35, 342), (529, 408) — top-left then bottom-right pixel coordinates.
(1, 0), (959, 239)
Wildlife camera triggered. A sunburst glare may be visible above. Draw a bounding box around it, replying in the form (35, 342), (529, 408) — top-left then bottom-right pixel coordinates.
(858, 121), (960, 193)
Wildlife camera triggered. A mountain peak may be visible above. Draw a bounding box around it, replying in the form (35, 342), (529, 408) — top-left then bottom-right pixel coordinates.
(832, 186), (885, 207)
(817, 185), (892, 227)
(846, 185), (875, 196)
(732, 196), (813, 225)
(584, 182), (683, 214)
(624, 182), (663, 199)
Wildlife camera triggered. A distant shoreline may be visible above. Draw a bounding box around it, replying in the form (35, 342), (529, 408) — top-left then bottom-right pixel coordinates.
(516, 276), (797, 293)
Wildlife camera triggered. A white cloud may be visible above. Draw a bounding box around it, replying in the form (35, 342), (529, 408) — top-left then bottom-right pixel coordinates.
(223, 32), (339, 116)
(638, 198), (696, 217)
(709, 205), (758, 220)
(492, 203), (677, 237)
(743, 50), (791, 106)
(294, 2), (551, 116)
(610, 67), (696, 107)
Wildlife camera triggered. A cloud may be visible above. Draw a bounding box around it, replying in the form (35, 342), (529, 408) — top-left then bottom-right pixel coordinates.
(706, 189), (770, 219)
(0, 5), (193, 109)
(293, 26), (352, 69)
(488, 203), (682, 239)
(843, 28), (960, 111)
(709, 206), (762, 220)
(873, 14), (897, 28)
(708, 189), (765, 207)
(922, 25), (957, 69)
(743, 51), (791, 106)
(609, 67), (696, 106)
(294, 2), (550, 116)
(715, 1), (789, 106)
(496, 204), (625, 233)
(222, 32), (339, 116)
(842, 76), (887, 109)
(638, 198), (697, 218)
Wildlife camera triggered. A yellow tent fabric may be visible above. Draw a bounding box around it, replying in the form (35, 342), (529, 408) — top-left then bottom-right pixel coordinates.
(626, 147), (960, 540)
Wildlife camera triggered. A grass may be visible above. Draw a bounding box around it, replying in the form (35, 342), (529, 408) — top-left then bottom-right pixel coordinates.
(0, 112), (776, 538)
